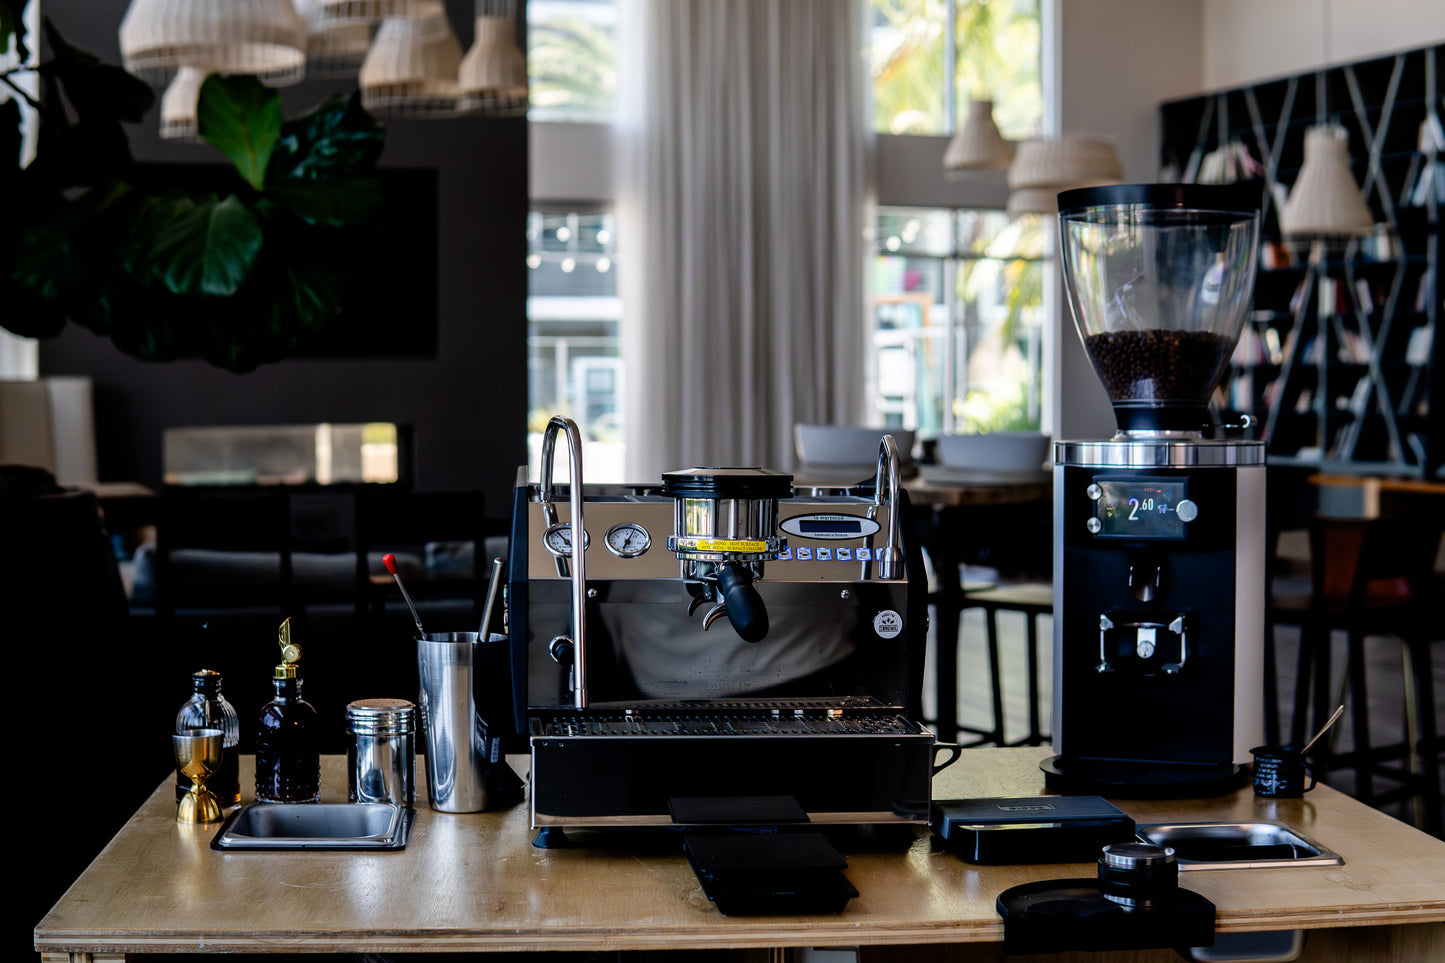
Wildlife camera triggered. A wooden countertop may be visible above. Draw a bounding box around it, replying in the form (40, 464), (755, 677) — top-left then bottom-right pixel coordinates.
(35, 749), (1445, 957)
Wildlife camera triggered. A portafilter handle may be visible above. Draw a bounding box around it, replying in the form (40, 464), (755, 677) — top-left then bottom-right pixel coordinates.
(538, 415), (589, 709)
(873, 434), (903, 580)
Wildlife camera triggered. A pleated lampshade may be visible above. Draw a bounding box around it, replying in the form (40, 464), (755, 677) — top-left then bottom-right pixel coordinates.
(458, 15), (527, 115)
(1006, 134), (1123, 215)
(119, 0), (307, 84)
(295, 0), (373, 76)
(943, 99), (1012, 172)
(1279, 125), (1375, 236)
(159, 66), (207, 141)
(319, 0), (444, 27)
(360, 14), (466, 117)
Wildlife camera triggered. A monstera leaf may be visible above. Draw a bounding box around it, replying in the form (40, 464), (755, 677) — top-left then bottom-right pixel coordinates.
(125, 192), (264, 298)
(197, 74), (282, 192)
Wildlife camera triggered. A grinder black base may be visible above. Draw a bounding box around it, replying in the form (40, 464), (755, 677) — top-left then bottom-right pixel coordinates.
(1041, 754), (1247, 799)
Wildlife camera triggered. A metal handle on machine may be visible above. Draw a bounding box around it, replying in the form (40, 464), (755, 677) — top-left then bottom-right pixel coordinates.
(873, 434), (903, 580)
(538, 416), (589, 709)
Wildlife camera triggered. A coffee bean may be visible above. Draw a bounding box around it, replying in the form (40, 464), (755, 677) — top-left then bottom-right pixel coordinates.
(1084, 330), (1232, 402)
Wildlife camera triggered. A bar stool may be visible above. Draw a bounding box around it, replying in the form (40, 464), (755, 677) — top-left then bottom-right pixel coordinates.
(1286, 515), (1442, 835)
(961, 580), (1053, 747)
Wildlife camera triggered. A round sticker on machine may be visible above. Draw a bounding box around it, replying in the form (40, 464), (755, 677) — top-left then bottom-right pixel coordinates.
(873, 610), (903, 639)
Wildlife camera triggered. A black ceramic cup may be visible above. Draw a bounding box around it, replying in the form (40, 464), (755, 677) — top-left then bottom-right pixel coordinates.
(1250, 745), (1317, 798)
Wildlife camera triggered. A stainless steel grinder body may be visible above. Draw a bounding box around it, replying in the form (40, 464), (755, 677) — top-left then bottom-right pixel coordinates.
(1047, 438), (1265, 793)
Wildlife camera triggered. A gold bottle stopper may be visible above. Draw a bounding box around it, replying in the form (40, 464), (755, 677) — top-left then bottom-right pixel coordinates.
(274, 617), (302, 680)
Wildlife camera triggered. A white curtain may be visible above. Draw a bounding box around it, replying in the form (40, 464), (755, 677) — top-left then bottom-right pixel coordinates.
(616, 0), (872, 482)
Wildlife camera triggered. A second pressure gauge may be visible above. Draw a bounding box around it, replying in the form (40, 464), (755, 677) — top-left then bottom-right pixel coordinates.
(605, 522), (652, 558)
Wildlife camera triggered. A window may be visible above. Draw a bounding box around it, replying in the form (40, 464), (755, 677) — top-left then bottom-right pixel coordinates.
(871, 0), (1042, 138)
(526, 210), (626, 481)
(527, 0), (617, 123)
(871, 207), (1046, 437)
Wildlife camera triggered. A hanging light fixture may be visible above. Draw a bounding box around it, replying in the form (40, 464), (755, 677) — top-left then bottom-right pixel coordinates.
(359, 13), (467, 118)
(158, 66), (206, 141)
(295, 0), (374, 78)
(458, 0), (527, 116)
(1278, 4), (1374, 237)
(944, 98), (1012, 172)
(118, 0), (307, 85)
(319, 0), (445, 28)
(1006, 134), (1122, 215)
(1279, 125), (1375, 235)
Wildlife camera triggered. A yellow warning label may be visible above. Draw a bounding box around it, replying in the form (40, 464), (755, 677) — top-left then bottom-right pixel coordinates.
(675, 537), (769, 553)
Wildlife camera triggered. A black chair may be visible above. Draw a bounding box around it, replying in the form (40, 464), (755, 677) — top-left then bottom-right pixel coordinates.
(1277, 515), (1443, 834)
(154, 485), (295, 626)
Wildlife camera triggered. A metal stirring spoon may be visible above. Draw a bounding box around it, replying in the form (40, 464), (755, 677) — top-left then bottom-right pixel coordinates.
(383, 552), (426, 637)
(1300, 704), (1346, 755)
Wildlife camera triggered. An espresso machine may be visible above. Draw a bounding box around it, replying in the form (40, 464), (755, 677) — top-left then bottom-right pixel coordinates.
(506, 417), (936, 836)
(1046, 184), (1265, 795)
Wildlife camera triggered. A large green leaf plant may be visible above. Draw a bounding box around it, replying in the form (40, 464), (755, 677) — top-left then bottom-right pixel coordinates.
(1, 13), (385, 372)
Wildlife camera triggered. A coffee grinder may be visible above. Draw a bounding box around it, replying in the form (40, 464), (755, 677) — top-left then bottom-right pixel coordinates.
(1045, 183), (1264, 795)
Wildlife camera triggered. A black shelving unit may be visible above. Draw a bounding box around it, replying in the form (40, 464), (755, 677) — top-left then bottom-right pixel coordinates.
(1160, 43), (1443, 478)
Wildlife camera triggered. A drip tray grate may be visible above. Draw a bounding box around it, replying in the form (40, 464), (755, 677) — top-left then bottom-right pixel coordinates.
(533, 708), (919, 738)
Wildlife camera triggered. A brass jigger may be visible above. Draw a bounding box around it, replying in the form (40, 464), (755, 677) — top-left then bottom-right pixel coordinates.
(173, 728), (225, 824)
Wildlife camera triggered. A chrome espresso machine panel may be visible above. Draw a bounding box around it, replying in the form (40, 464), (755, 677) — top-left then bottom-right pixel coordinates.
(507, 422), (935, 829)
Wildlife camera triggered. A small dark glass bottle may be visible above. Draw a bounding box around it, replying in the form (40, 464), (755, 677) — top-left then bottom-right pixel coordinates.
(175, 668), (241, 806)
(255, 619), (320, 803)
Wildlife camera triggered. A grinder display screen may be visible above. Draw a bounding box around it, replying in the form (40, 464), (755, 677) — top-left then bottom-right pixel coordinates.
(1096, 479), (1188, 539)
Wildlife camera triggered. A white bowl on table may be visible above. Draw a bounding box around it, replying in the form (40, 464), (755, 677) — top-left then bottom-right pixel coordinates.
(794, 424), (916, 467)
(934, 431), (1051, 476)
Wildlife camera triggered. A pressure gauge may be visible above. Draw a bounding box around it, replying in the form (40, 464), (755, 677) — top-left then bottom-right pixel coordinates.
(542, 522), (589, 557)
(605, 522), (652, 558)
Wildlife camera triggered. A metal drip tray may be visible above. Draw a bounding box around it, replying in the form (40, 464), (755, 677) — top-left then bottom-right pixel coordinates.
(1135, 821), (1342, 870)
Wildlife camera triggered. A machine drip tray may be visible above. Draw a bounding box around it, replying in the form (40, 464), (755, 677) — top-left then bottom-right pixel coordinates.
(1135, 822), (1343, 870)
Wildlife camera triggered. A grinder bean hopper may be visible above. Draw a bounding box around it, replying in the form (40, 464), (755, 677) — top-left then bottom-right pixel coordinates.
(1046, 183), (1265, 796)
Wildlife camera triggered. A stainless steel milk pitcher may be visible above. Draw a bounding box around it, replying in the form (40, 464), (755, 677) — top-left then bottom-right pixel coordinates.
(416, 631), (503, 813)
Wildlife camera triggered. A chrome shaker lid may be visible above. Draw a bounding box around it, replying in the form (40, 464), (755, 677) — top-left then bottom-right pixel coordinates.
(345, 698), (417, 735)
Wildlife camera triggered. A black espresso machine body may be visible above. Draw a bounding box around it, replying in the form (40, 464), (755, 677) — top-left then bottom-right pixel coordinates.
(506, 427), (935, 830)
(1046, 439), (1265, 794)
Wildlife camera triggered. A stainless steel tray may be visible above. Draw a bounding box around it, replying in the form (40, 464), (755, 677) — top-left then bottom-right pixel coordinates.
(211, 803), (414, 850)
(1135, 821), (1342, 870)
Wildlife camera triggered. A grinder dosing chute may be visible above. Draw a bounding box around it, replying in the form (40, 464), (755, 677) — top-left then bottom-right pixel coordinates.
(1059, 184), (1260, 435)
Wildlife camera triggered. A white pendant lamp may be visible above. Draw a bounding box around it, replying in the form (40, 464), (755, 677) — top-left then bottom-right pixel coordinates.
(360, 14), (466, 117)
(119, 0), (307, 84)
(295, 0), (374, 77)
(158, 66), (207, 141)
(944, 99), (1012, 172)
(458, 12), (527, 116)
(320, 0), (445, 28)
(1006, 134), (1123, 215)
(1279, 124), (1375, 236)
